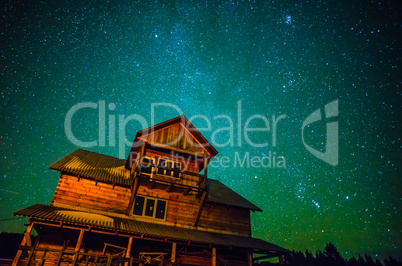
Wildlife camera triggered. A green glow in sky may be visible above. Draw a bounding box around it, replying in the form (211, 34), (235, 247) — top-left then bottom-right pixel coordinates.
(1, 0), (400, 261)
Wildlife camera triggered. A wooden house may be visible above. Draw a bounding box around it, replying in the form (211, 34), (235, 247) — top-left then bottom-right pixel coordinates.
(12, 115), (288, 265)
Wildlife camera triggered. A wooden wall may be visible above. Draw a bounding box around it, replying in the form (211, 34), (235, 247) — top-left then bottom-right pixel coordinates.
(136, 184), (199, 226)
(51, 174), (250, 236)
(51, 147), (250, 236)
(51, 174), (131, 214)
(198, 203), (251, 236)
(139, 123), (206, 155)
(136, 185), (251, 236)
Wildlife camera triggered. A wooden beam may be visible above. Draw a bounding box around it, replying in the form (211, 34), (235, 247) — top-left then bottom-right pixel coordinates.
(124, 237), (133, 266)
(126, 177), (140, 215)
(12, 222), (34, 266)
(212, 247), (217, 266)
(165, 184), (174, 192)
(248, 250), (253, 266)
(171, 242), (177, 263)
(76, 230), (85, 251)
(182, 187), (191, 196)
(126, 142), (146, 215)
(200, 156), (209, 189)
(279, 254), (284, 265)
(24, 246), (35, 265)
(144, 141), (205, 158)
(38, 247), (48, 266)
(148, 181), (156, 189)
(193, 190), (207, 227)
(72, 229), (85, 263)
(55, 245), (66, 265)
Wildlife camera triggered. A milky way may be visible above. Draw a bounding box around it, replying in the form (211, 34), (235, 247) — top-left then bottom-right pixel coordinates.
(1, 0), (400, 261)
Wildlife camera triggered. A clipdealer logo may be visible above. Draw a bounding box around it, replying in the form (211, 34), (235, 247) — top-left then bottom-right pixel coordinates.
(64, 100), (339, 168)
(302, 100), (339, 166)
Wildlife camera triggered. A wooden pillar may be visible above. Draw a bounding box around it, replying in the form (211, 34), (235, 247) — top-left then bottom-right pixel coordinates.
(38, 247), (48, 265)
(12, 222), (34, 266)
(127, 142), (146, 215)
(124, 237), (133, 266)
(202, 156), (208, 189)
(171, 242), (177, 263)
(55, 245), (66, 265)
(72, 229), (85, 263)
(193, 190), (207, 227)
(279, 254), (284, 265)
(248, 250), (253, 266)
(126, 177), (140, 215)
(76, 229), (85, 251)
(24, 246), (35, 265)
(211, 247), (216, 266)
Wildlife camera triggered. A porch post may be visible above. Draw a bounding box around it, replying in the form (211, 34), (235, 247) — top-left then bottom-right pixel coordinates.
(171, 242), (177, 263)
(248, 250), (253, 266)
(124, 237), (133, 266)
(72, 229), (85, 263)
(212, 247), (216, 266)
(279, 254), (284, 265)
(12, 222), (34, 266)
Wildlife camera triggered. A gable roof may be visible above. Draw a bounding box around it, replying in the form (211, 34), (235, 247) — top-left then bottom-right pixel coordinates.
(131, 115), (218, 157)
(14, 204), (287, 253)
(207, 179), (262, 212)
(49, 149), (262, 211)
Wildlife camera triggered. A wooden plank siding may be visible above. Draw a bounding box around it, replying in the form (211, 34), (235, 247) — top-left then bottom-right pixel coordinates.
(51, 174), (251, 236)
(135, 185), (251, 236)
(135, 184), (199, 226)
(51, 174), (251, 235)
(138, 123), (207, 156)
(198, 204), (251, 237)
(51, 174), (131, 214)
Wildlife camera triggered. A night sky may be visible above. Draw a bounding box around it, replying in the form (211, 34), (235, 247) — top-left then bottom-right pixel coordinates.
(1, 0), (401, 261)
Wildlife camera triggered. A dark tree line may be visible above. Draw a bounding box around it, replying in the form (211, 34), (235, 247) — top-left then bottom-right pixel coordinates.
(284, 243), (401, 266)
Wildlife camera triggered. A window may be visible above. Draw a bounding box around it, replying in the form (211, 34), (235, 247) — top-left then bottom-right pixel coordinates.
(132, 196), (167, 220)
(155, 200), (166, 219)
(132, 196), (145, 216)
(157, 159), (181, 178)
(140, 157), (155, 177)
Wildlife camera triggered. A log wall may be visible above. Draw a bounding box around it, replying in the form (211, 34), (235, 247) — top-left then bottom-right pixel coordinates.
(135, 185), (251, 235)
(51, 174), (131, 214)
(198, 204), (251, 236)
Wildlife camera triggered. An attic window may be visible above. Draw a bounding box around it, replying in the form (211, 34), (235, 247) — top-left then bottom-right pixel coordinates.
(157, 159), (181, 178)
(132, 196), (166, 220)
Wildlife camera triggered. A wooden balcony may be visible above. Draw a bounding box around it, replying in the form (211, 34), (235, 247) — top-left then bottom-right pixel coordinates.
(130, 143), (209, 193)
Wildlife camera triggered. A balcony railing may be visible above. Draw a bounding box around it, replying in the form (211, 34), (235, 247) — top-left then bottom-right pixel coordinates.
(129, 143), (209, 190)
(15, 245), (134, 266)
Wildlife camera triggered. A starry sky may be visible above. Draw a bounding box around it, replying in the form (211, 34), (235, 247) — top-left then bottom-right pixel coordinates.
(1, 0), (401, 261)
